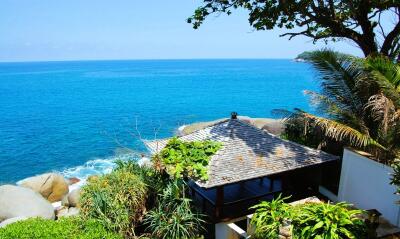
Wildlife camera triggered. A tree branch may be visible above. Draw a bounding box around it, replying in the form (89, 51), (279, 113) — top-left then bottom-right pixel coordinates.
(381, 8), (400, 56)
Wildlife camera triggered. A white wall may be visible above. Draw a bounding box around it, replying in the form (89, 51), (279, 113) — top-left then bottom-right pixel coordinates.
(215, 221), (248, 239)
(338, 148), (400, 226)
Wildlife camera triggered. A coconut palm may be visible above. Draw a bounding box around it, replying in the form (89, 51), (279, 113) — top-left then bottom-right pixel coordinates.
(285, 50), (400, 162)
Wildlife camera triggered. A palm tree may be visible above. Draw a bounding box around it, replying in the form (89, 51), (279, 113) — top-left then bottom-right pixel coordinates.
(285, 50), (400, 163)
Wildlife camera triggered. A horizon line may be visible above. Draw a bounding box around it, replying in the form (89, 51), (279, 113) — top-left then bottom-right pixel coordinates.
(0, 57), (296, 64)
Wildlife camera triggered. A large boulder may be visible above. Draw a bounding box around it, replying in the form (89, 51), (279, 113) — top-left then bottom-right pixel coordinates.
(56, 207), (80, 218)
(0, 185), (55, 222)
(66, 177), (80, 185)
(61, 188), (81, 207)
(19, 173), (69, 202)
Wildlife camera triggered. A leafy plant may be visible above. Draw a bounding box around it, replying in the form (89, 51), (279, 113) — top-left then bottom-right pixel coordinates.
(144, 180), (205, 239)
(114, 159), (170, 200)
(291, 202), (366, 239)
(282, 50), (400, 163)
(0, 217), (121, 239)
(80, 168), (147, 237)
(250, 197), (366, 239)
(250, 194), (292, 239)
(157, 137), (222, 181)
(391, 161), (400, 201)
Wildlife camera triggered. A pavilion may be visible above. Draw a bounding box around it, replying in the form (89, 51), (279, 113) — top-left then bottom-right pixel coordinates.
(144, 113), (339, 223)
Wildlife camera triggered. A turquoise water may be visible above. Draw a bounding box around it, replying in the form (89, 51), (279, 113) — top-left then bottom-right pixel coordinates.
(0, 59), (317, 183)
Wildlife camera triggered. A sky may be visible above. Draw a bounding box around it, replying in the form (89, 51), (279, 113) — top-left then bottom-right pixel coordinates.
(0, 0), (368, 62)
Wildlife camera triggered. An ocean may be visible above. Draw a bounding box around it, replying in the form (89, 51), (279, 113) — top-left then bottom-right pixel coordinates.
(0, 59), (318, 184)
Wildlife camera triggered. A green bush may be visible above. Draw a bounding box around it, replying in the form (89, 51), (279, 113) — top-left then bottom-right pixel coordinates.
(0, 217), (121, 239)
(391, 160), (400, 202)
(114, 159), (170, 199)
(157, 137), (222, 181)
(250, 198), (366, 239)
(144, 180), (205, 239)
(250, 194), (292, 239)
(291, 202), (366, 239)
(80, 168), (147, 237)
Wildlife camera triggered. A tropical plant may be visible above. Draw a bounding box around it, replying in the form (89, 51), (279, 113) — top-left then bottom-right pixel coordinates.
(391, 160), (400, 201)
(156, 137), (222, 181)
(144, 180), (205, 239)
(250, 194), (292, 239)
(291, 202), (366, 239)
(80, 168), (147, 237)
(249, 197), (367, 239)
(0, 217), (122, 239)
(282, 50), (400, 163)
(114, 159), (170, 201)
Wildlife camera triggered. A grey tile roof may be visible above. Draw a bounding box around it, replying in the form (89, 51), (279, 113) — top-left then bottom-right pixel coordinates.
(144, 119), (339, 189)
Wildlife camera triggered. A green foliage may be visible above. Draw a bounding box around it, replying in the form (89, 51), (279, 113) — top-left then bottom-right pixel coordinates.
(281, 116), (322, 149)
(0, 217), (121, 239)
(188, 1), (400, 60)
(250, 197), (366, 239)
(144, 180), (205, 239)
(157, 137), (222, 181)
(250, 194), (292, 239)
(114, 159), (170, 198)
(391, 161), (400, 201)
(292, 202), (366, 239)
(282, 50), (400, 164)
(80, 167), (147, 237)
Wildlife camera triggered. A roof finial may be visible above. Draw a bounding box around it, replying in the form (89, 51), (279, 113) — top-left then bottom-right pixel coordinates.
(231, 112), (238, 119)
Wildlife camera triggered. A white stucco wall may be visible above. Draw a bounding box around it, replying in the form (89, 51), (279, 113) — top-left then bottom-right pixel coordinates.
(338, 148), (400, 226)
(215, 221), (248, 239)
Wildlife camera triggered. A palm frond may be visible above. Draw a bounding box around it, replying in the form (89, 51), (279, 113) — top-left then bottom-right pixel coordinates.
(365, 56), (400, 90)
(292, 111), (385, 150)
(302, 49), (365, 114)
(365, 93), (398, 137)
(302, 90), (368, 132)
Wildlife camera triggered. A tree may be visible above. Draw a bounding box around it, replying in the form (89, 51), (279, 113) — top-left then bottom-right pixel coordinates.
(284, 50), (400, 162)
(188, 0), (400, 61)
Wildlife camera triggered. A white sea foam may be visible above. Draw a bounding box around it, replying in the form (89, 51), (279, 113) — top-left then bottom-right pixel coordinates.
(59, 153), (140, 190)
(177, 125), (186, 136)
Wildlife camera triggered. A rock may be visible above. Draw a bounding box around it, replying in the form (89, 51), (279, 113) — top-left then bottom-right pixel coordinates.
(56, 206), (79, 218)
(61, 196), (69, 207)
(279, 226), (291, 237)
(0, 185), (55, 221)
(138, 157), (152, 167)
(0, 216), (29, 228)
(61, 188), (81, 207)
(19, 173), (69, 202)
(67, 177), (80, 185)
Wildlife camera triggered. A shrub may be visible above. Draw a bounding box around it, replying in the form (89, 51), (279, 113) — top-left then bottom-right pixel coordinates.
(390, 160), (400, 202)
(291, 202), (366, 239)
(80, 168), (147, 237)
(144, 180), (204, 239)
(0, 217), (121, 239)
(114, 159), (170, 199)
(157, 137), (222, 181)
(250, 197), (367, 239)
(250, 194), (292, 239)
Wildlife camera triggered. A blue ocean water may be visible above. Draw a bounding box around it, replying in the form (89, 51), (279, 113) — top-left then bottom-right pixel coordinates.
(0, 59), (318, 184)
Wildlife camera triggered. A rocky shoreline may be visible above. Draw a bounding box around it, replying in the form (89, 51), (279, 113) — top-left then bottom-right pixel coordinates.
(0, 173), (82, 228)
(0, 117), (285, 228)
